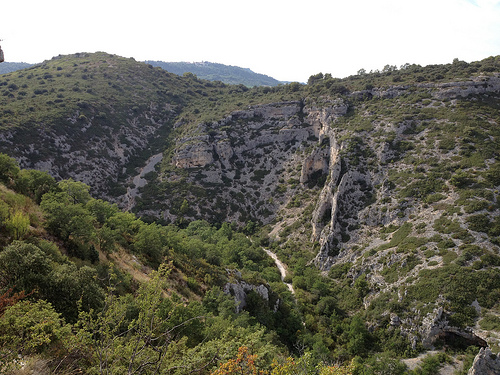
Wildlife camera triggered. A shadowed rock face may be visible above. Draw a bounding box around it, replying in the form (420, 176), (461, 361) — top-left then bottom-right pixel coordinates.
(223, 280), (269, 313)
(434, 331), (487, 350)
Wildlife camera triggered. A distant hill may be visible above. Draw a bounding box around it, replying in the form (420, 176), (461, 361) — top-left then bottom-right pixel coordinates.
(1, 59), (283, 87)
(144, 60), (283, 87)
(0, 62), (33, 74)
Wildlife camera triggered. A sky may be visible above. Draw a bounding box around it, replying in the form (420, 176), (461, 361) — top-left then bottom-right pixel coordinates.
(2, 0), (500, 83)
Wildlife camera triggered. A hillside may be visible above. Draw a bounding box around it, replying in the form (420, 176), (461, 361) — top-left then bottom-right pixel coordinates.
(0, 53), (500, 374)
(145, 60), (283, 87)
(1, 59), (284, 87)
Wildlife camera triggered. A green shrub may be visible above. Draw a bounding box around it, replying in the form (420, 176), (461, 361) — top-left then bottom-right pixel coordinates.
(378, 222), (412, 251)
(433, 215), (462, 234)
(467, 214), (491, 232)
(463, 199), (489, 213)
(479, 314), (500, 331)
(424, 193), (446, 204)
(329, 262), (351, 279)
(0, 300), (70, 358)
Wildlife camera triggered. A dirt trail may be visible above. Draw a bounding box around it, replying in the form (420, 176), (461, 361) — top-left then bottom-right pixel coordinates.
(263, 248), (295, 294)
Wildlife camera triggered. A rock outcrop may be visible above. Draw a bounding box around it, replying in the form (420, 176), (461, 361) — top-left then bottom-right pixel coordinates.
(468, 348), (500, 375)
(418, 305), (487, 350)
(173, 135), (214, 168)
(223, 276), (270, 313)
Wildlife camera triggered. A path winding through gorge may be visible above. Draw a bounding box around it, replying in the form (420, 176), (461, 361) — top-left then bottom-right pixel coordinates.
(262, 248), (295, 294)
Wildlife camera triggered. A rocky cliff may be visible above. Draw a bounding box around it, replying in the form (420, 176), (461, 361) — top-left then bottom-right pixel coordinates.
(0, 102), (175, 196)
(128, 73), (500, 353)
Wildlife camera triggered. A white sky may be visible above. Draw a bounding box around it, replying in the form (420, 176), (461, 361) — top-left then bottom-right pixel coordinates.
(2, 0), (500, 82)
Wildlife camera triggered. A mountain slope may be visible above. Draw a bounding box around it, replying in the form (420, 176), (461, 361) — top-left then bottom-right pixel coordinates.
(0, 52), (237, 197)
(130, 59), (500, 353)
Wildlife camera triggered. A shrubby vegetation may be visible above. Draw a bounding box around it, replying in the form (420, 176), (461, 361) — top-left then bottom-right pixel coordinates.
(0, 153), (480, 374)
(2, 53), (500, 374)
(0, 155), (365, 373)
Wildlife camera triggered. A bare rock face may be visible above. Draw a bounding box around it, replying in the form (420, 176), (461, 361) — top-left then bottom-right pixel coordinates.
(420, 306), (447, 348)
(223, 280), (269, 313)
(172, 135), (214, 168)
(468, 348), (500, 375)
(432, 74), (500, 100)
(300, 146), (330, 184)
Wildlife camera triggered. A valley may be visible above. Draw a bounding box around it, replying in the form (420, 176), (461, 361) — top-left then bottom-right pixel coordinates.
(0, 52), (499, 374)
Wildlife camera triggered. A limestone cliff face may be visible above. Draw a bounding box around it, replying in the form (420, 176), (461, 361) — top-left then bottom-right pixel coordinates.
(224, 281), (270, 313)
(154, 101), (317, 224)
(172, 134), (214, 168)
(158, 99), (360, 229)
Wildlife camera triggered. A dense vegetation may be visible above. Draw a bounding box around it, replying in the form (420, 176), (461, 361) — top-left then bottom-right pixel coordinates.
(0, 156), (372, 374)
(1, 53), (500, 374)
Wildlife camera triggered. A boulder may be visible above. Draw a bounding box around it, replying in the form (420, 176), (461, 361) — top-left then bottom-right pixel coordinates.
(468, 348), (500, 375)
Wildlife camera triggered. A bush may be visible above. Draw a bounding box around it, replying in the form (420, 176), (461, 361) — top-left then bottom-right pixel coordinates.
(0, 300), (70, 358)
(0, 153), (19, 184)
(479, 314), (500, 331)
(4, 210), (30, 239)
(467, 214), (491, 233)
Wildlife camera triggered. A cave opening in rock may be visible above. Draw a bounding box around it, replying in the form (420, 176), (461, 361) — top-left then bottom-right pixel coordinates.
(433, 331), (487, 351)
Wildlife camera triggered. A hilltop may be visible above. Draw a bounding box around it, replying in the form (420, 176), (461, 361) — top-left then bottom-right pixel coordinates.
(0, 52), (499, 374)
(0, 58), (284, 87)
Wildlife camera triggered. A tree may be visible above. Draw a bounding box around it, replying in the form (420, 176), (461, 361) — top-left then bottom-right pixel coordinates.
(270, 352), (317, 375)
(382, 65), (397, 73)
(40, 191), (96, 252)
(211, 346), (267, 375)
(76, 262), (204, 375)
(0, 153), (19, 185)
(318, 359), (355, 375)
(308, 73), (324, 86)
(0, 300), (70, 369)
(0, 241), (52, 294)
(0, 288), (29, 317)
(57, 178), (92, 204)
(347, 316), (371, 357)
(134, 222), (165, 265)
(105, 210), (141, 246)
(86, 198), (119, 225)
(14, 169), (56, 203)
(180, 198), (189, 215)
(4, 210), (30, 239)
(48, 264), (105, 323)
